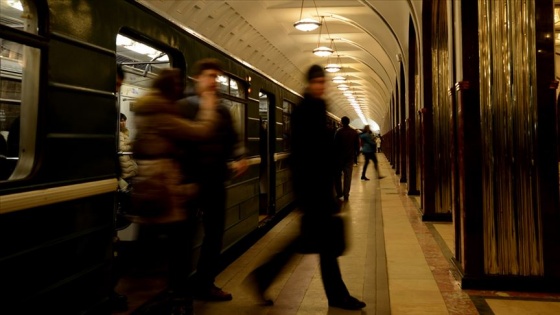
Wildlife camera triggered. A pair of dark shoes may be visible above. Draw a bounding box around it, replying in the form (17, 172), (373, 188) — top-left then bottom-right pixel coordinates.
(194, 284), (232, 301)
(361, 176), (370, 181)
(329, 295), (366, 310)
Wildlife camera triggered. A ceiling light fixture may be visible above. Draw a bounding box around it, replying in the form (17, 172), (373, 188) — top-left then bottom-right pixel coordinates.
(313, 46), (334, 57)
(294, 18), (321, 32)
(325, 63), (341, 72)
(313, 18), (334, 57)
(294, 0), (321, 31)
(332, 75), (346, 84)
(324, 54), (342, 72)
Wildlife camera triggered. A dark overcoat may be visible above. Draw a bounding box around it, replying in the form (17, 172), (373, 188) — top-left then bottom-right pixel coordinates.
(290, 93), (343, 255)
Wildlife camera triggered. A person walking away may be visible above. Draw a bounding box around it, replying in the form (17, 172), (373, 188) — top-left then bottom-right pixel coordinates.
(360, 125), (385, 180)
(333, 116), (359, 201)
(177, 58), (248, 302)
(130, 68), (219, 315)
(245, 65), (366, 310)
(375, 135), (382, 153)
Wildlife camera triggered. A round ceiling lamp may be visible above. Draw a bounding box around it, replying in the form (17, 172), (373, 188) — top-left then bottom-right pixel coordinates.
(294, 18), (321, 31)
(332, 75), (346, 83)
(325, 63), (341, 72)
(313, 46), (334, 57)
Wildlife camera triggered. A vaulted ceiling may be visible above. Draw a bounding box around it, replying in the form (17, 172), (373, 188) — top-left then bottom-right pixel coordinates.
(138, 0), (422, 132)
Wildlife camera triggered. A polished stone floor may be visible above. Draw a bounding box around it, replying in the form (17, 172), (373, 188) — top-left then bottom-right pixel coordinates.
(114, 154), (560, 315)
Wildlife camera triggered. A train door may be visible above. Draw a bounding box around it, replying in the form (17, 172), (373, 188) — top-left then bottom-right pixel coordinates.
(115, 33), (170, 241)
(258, 90), (273, 217)
(555, 4), (560, 180)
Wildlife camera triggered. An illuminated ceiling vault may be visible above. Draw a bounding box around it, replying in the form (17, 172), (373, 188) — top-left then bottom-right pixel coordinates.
(138, 0), (422, 133)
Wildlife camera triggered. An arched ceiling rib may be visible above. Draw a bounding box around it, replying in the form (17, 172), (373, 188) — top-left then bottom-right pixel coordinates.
(138, 0), (420, 133)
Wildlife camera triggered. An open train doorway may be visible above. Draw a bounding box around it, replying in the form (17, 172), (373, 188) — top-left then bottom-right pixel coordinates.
(258, 91), (270, 218)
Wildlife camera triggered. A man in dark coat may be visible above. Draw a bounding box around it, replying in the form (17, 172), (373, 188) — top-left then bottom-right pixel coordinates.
(246, 65), (366, 310)
(333, 116), (359, 201)
(178, 58), (247, 302)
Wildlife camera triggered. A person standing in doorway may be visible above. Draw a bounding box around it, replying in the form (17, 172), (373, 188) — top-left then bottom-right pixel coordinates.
(360, 125), (385, 180)
(333, 116), (359, 201)
(178, 58), (248, 302)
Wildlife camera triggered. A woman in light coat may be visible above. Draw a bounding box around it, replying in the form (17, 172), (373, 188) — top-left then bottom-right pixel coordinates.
(130, 68), (218, 314)
(131, 68), (218, 224)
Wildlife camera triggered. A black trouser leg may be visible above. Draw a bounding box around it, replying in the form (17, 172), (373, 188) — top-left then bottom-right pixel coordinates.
(167, 219), (196, 297)
(334, 167), (343, 197)
(361, 153), (370, 178)
(195, 183), (226, 289)
(319, 252), (349, 301)
(342, 161), (353, 197)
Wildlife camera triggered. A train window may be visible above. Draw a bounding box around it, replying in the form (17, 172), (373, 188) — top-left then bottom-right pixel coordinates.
(230, 77), (245, 98)
(222, 99), (245, 140)
(259, 91), (269, 122)
(217, 75), (246, 99)
(1, 0), (41, 180)
(116, 33), (172, 140)
(217, 75), (229, 94)
(216, 74), (247, 141)
(1, 1), (36, 32)
(116, 34), (170, 75)
(282, 100), (294, 152)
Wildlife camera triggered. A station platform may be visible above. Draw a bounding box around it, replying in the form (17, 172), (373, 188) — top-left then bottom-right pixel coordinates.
(115, 154), (560, 315)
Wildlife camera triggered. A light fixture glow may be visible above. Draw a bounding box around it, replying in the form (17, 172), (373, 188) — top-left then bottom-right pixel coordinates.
(294, 18), (321, 31)
(333, 75), (346, 84)
(325, 63), (341, 72)
(338, 84), (349, 91)
(312, 17), (334, 57)
(117, 34), (169, 61)
(294, 0), (321, 31)
(313, 46), (334, 57)
(7, 0), (23, 11)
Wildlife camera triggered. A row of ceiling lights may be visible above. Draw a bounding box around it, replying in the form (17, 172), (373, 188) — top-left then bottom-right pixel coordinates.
(293, 0), (368, 125)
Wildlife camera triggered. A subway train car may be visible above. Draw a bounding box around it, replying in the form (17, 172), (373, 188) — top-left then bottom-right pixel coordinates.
(0, 0), (341, 313)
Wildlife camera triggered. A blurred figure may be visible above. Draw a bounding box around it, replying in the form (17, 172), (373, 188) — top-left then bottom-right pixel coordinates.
(110, 64), (129, 312)
(245, 65), (366, 310)
(334, 116), (359, 201)
(375, 135), (382, 153)
(177, 58), (247, 302)
(360, 125), (385, 180)
(118, 113), (137, 187)
(131, 68), (219, 315)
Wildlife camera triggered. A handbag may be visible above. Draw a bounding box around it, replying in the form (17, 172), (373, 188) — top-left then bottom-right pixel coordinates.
(299, 213), (347, 257)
